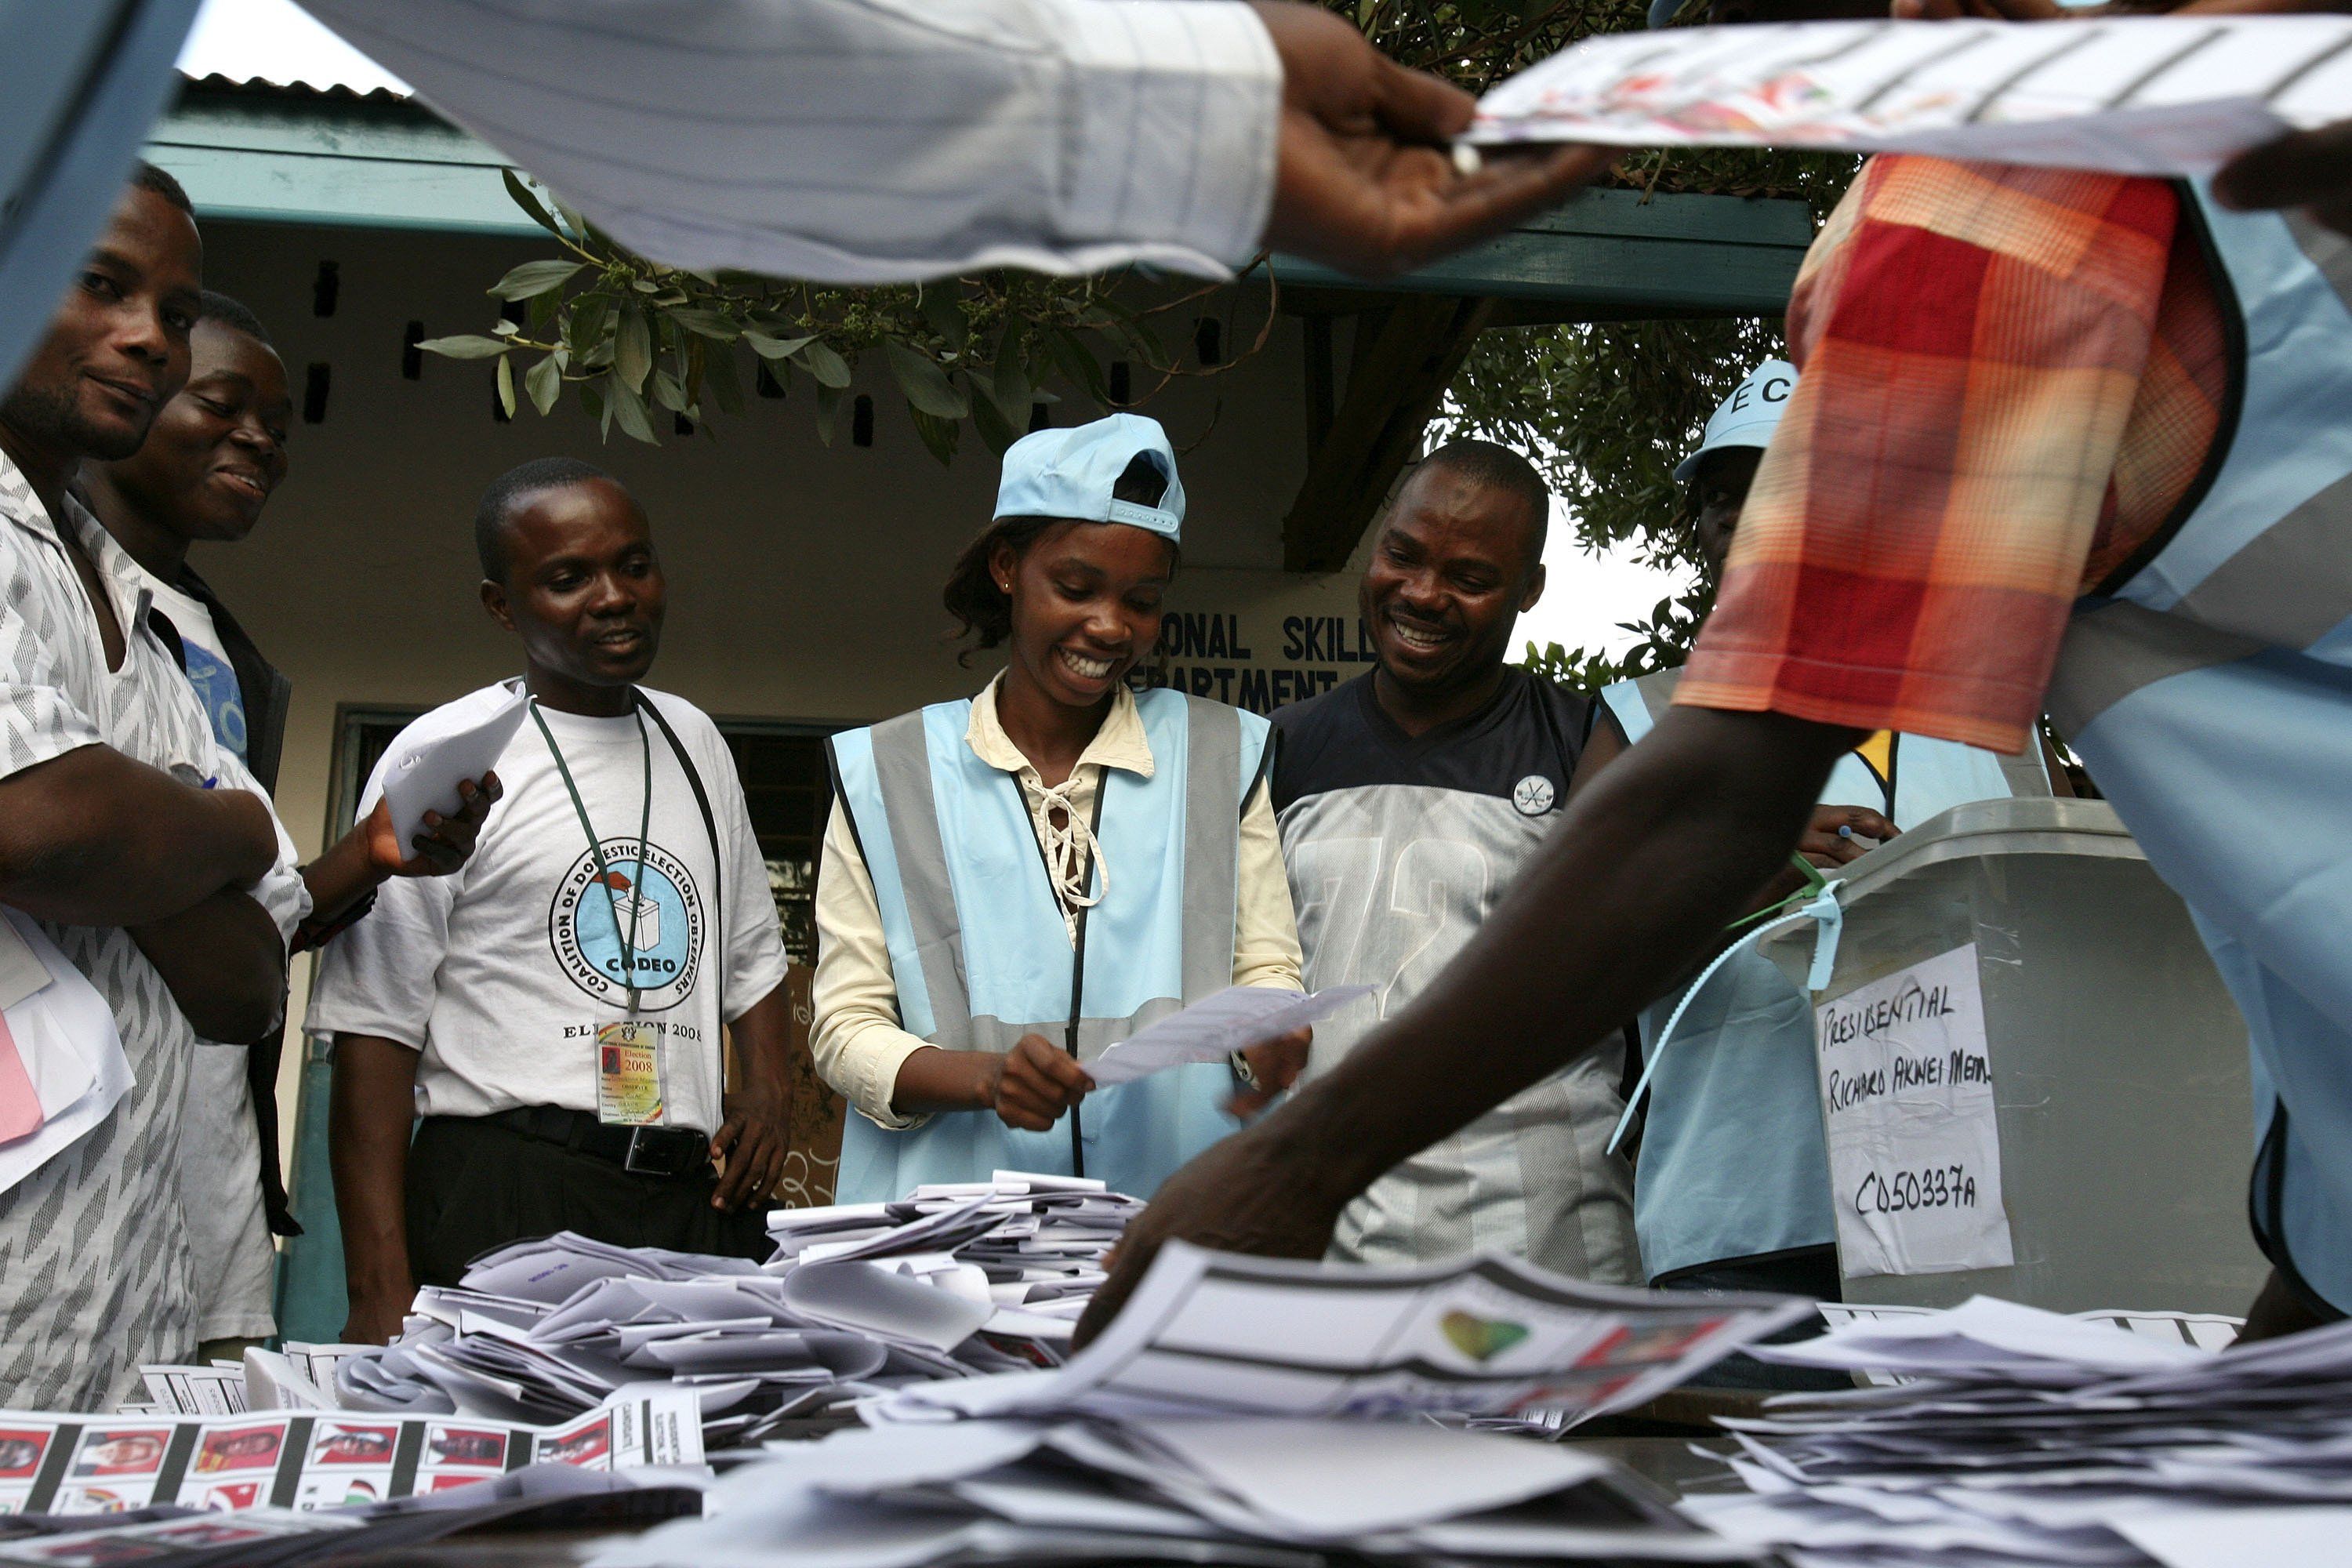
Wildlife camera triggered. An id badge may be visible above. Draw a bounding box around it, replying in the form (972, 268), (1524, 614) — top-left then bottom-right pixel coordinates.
(596, 1021), (666, 1126)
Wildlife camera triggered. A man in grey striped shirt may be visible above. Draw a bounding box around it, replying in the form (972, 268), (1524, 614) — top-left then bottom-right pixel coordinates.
(0, 166), (308, 1410)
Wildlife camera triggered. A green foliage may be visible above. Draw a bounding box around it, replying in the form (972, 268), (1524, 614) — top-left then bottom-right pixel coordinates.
(1454, 316), (1781, 562)
(1519, 579), (1713, 692)
(426, 170), (1262, 458)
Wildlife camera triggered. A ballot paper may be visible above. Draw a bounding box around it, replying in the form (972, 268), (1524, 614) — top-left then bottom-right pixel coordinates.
(374, 684), (527, 848)
(131, 1363), (248, 1417)
(1686, 1295), (2352, 1568)
(878, 1239), (1810, 1428)
(0, 1388), (698, 1519)
(241, 1349), (339, 1413)
(1085, 985), (1374, 1087)
(587, 1415), (1748, 1568)
(1470, 16), (2352, 176)
(1814, 1301), (2241, 1385)
(0, 912), (129, 1202)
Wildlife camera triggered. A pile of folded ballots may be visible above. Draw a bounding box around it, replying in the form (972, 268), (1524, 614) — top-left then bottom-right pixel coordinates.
(1682, 1296), (2352, 1568)
(327, 1173), (1138, 1447)
(587, 1414), (1747, 1568)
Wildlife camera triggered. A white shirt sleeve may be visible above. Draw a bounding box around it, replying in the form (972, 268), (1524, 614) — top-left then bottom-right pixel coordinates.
(300, 704), (485, 1050)
(214, 746), (310, 944)
(809, 804), (935, 1131)
(303, 847), (458, 1052)
(296, 0), (1281, 281)
(705, 728), (790, 1025)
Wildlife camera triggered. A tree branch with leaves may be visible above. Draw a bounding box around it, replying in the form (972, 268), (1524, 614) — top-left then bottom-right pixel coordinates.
(423, 172), (1276, 462)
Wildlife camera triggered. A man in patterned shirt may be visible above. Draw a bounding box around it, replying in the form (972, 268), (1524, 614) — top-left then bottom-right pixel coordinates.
(1085, 16), (2352, 1343)
(0, 165), (307, 1409)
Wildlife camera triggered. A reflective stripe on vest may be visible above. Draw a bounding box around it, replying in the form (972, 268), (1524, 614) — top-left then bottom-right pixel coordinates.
(1602, 666), (2049, 1279)
(826, 688), (1269, 1201)
(2047, 187), (2352, 1312)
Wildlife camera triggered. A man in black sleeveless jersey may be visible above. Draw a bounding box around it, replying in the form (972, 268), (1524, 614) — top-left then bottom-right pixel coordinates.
(1267, 440), (1638, 1283)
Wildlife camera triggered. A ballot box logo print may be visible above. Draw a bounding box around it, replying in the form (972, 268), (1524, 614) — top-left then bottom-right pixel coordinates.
(1440, 1310), (1532, 1361)
(549, 837), (705, 1009)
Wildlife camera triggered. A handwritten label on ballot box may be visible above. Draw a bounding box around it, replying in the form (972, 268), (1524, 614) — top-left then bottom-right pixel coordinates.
(1814, 943), (2013, 1280)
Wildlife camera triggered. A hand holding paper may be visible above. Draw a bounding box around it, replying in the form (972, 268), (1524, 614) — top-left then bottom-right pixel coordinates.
(378, 687), (528, 855)
(1086, 986), (1374, 1088)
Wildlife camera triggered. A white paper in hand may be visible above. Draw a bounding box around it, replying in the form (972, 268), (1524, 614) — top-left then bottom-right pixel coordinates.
(1470, 17), (2352, 176)
(379, 686), (528, 849)
(1086, 986), (1373, 1087)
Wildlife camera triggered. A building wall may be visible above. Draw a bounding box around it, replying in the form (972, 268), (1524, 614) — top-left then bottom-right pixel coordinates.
(182, 221), (1378, 1163)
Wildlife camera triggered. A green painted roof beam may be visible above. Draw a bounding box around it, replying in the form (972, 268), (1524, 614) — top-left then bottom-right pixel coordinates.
(1271, 187), (1812, 317)
(146, 89), (1813, 312)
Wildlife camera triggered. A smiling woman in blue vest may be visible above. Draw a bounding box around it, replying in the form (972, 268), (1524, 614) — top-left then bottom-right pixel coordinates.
(811, 414), (1308, 1203)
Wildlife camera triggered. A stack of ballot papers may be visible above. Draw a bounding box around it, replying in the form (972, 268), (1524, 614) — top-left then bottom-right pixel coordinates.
(125, 1345), (375, 1416)
(766, 1171), (1146, 1325)
(321, 1174), (1145, 1446)
(1682, 1295), (2352, 1568)
(877, 1239), (1810, 1428)
(587, 1415), (1761, 1568)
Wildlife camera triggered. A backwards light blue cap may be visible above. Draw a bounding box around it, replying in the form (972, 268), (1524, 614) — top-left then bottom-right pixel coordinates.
(1675, 358), (1797, 481)
(993, 412), (1185, 543)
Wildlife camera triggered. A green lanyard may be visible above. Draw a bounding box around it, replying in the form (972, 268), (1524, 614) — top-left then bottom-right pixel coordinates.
(532, 698), (655, 1013)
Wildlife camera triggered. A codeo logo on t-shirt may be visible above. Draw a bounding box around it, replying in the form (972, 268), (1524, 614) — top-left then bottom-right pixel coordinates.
(546, 837), (706, 1009)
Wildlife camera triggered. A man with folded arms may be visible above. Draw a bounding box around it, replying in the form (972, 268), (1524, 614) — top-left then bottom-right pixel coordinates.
(0, 165), (307, 1409)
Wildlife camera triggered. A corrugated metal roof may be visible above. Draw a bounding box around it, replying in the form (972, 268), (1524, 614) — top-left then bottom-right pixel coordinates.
(176, 70), (410, 107)
(174, 0), (411, 97)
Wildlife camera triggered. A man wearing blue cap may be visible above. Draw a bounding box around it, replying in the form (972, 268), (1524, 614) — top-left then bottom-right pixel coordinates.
(1578, 363), (2063, 1328)
(814, 413), (1308, 1203)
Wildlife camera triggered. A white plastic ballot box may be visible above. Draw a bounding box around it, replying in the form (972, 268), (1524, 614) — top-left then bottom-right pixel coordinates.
(1759, 797), (2268, 1315)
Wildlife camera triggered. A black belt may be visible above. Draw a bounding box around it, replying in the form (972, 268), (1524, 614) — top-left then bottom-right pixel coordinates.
(474, 1105), (713, 1179)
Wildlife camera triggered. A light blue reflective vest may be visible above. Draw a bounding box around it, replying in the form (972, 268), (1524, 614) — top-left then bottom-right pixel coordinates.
(2046, 187), (2352, 1314)
(1601, 670), (2049, 1281)
(826, 688), (1270, 1203)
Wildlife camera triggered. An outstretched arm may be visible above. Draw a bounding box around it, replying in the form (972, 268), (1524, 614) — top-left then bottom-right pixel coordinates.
(298, 0), (1606, 284)
(1076, 704), (1857, 1341)
(301, 774), (502, 935)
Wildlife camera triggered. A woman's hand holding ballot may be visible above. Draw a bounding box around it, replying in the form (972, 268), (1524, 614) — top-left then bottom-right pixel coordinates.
(889, 1035), (1096, 1131)
(987, 1036), (1096, 1131)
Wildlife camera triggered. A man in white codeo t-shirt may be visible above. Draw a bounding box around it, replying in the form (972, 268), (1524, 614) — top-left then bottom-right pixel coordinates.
(308, 459), (793, 1344)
